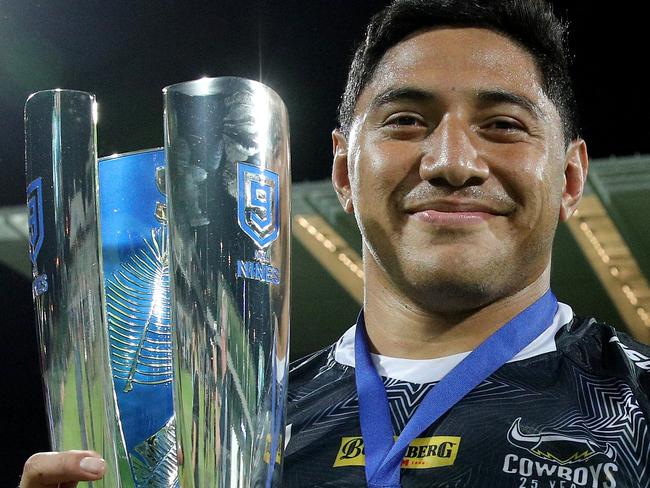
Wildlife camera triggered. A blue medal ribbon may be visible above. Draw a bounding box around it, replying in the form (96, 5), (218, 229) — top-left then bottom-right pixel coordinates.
(354, 290), (558, 487)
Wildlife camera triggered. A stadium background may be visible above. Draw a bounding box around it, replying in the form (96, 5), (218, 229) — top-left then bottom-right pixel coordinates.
(1, 1), (650, 485)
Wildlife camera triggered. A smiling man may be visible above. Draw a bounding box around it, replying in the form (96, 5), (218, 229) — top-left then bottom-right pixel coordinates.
(19, 1), (650, 487)
(282, 1), (650, 487)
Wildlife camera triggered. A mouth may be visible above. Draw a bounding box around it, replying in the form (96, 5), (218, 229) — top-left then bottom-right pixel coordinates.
(409, 209), (496, 225)
(405, 200), (508, 225)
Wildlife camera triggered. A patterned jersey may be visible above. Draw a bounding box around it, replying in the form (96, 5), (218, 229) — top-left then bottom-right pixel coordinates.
(283, 308), (650, 488)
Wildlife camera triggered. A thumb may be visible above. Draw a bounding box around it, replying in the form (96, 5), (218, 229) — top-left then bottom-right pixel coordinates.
(20, 451), (106, 488)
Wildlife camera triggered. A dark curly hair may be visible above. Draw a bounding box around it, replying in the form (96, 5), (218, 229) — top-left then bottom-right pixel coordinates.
(338, 0), (579, 144)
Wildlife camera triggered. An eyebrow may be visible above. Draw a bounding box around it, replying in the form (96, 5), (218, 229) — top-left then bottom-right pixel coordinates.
(368, 86), (436, 112)
(367, 86), (544, 121)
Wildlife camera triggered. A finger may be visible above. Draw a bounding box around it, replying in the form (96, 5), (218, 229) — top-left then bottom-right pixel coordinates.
(20, 451), (106, 488)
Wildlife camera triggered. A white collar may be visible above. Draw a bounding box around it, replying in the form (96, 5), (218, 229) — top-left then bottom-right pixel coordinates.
(333, 302), (574, 384)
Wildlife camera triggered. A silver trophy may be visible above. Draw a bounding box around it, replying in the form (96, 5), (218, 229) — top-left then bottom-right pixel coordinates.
(25, 77), (290, 487)
(165, 77), (290, 487)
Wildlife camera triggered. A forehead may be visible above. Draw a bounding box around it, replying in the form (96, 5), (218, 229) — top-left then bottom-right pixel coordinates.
(357, 27), (557, 119)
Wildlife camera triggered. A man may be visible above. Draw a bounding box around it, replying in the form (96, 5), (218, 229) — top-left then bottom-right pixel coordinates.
(20, 0), (650, 487)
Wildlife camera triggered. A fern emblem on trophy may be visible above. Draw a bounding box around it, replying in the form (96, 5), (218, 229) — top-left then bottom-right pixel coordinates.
(105, 162), (178, 487)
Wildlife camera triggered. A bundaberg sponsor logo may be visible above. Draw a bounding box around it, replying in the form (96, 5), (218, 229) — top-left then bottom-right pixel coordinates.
(263, 433), (282, 465)
(333, 436), (460, 469)
(504, 418), (618, 487)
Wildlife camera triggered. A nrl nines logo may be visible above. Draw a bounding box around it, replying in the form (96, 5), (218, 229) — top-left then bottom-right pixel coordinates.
(235, 161), (281, 286)
(27, 177), (48, 297)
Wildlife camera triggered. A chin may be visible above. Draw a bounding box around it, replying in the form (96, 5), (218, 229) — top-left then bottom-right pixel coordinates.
(406, 276), (497, 313)
(394, 257), (516, 313)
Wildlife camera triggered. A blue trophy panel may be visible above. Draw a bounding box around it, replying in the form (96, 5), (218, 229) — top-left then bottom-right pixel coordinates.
(99, 149), (178, 487)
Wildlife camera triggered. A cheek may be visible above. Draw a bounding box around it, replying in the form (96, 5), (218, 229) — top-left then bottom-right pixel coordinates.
(509, 161), (564, 234)
(352, 141), (412, 209)
(491, 142), (562, 208)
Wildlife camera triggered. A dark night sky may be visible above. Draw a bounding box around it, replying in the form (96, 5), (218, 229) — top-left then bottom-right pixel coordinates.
(1, 1), (650, 211)
(1, 1), (649, 484)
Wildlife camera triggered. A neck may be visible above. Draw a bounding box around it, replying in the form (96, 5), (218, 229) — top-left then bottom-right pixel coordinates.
(363, 265), (552, 360)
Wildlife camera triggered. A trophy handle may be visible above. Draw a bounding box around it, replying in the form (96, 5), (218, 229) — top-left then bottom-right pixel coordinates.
(25, 89), (126, 487)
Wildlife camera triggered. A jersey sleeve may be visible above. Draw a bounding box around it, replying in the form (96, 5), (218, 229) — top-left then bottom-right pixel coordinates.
(604, 327), (650, 411)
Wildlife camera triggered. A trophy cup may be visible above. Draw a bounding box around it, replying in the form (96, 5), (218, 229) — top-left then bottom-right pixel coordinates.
(25, 77), (290, 487)
(164, 77), (290, 487)
(25, 90), (124, 487)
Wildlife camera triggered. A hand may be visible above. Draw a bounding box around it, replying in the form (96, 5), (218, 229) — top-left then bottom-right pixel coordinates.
(20, 451), (105, 488)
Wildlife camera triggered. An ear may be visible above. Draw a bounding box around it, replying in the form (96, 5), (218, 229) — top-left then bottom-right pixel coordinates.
(332, 128), (354, 214)
(559, 138), (589, 222)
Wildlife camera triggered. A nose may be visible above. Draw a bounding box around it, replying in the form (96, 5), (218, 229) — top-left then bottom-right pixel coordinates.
(419, 114), (489, 187)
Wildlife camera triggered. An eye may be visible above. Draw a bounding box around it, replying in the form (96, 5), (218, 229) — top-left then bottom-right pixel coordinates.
(384, 113), (424, 128)
(483, 117), (525, 132)
(479, 117), (529, 142)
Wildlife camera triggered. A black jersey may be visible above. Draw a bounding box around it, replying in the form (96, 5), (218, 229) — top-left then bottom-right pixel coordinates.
(283, 309), (650, 488)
